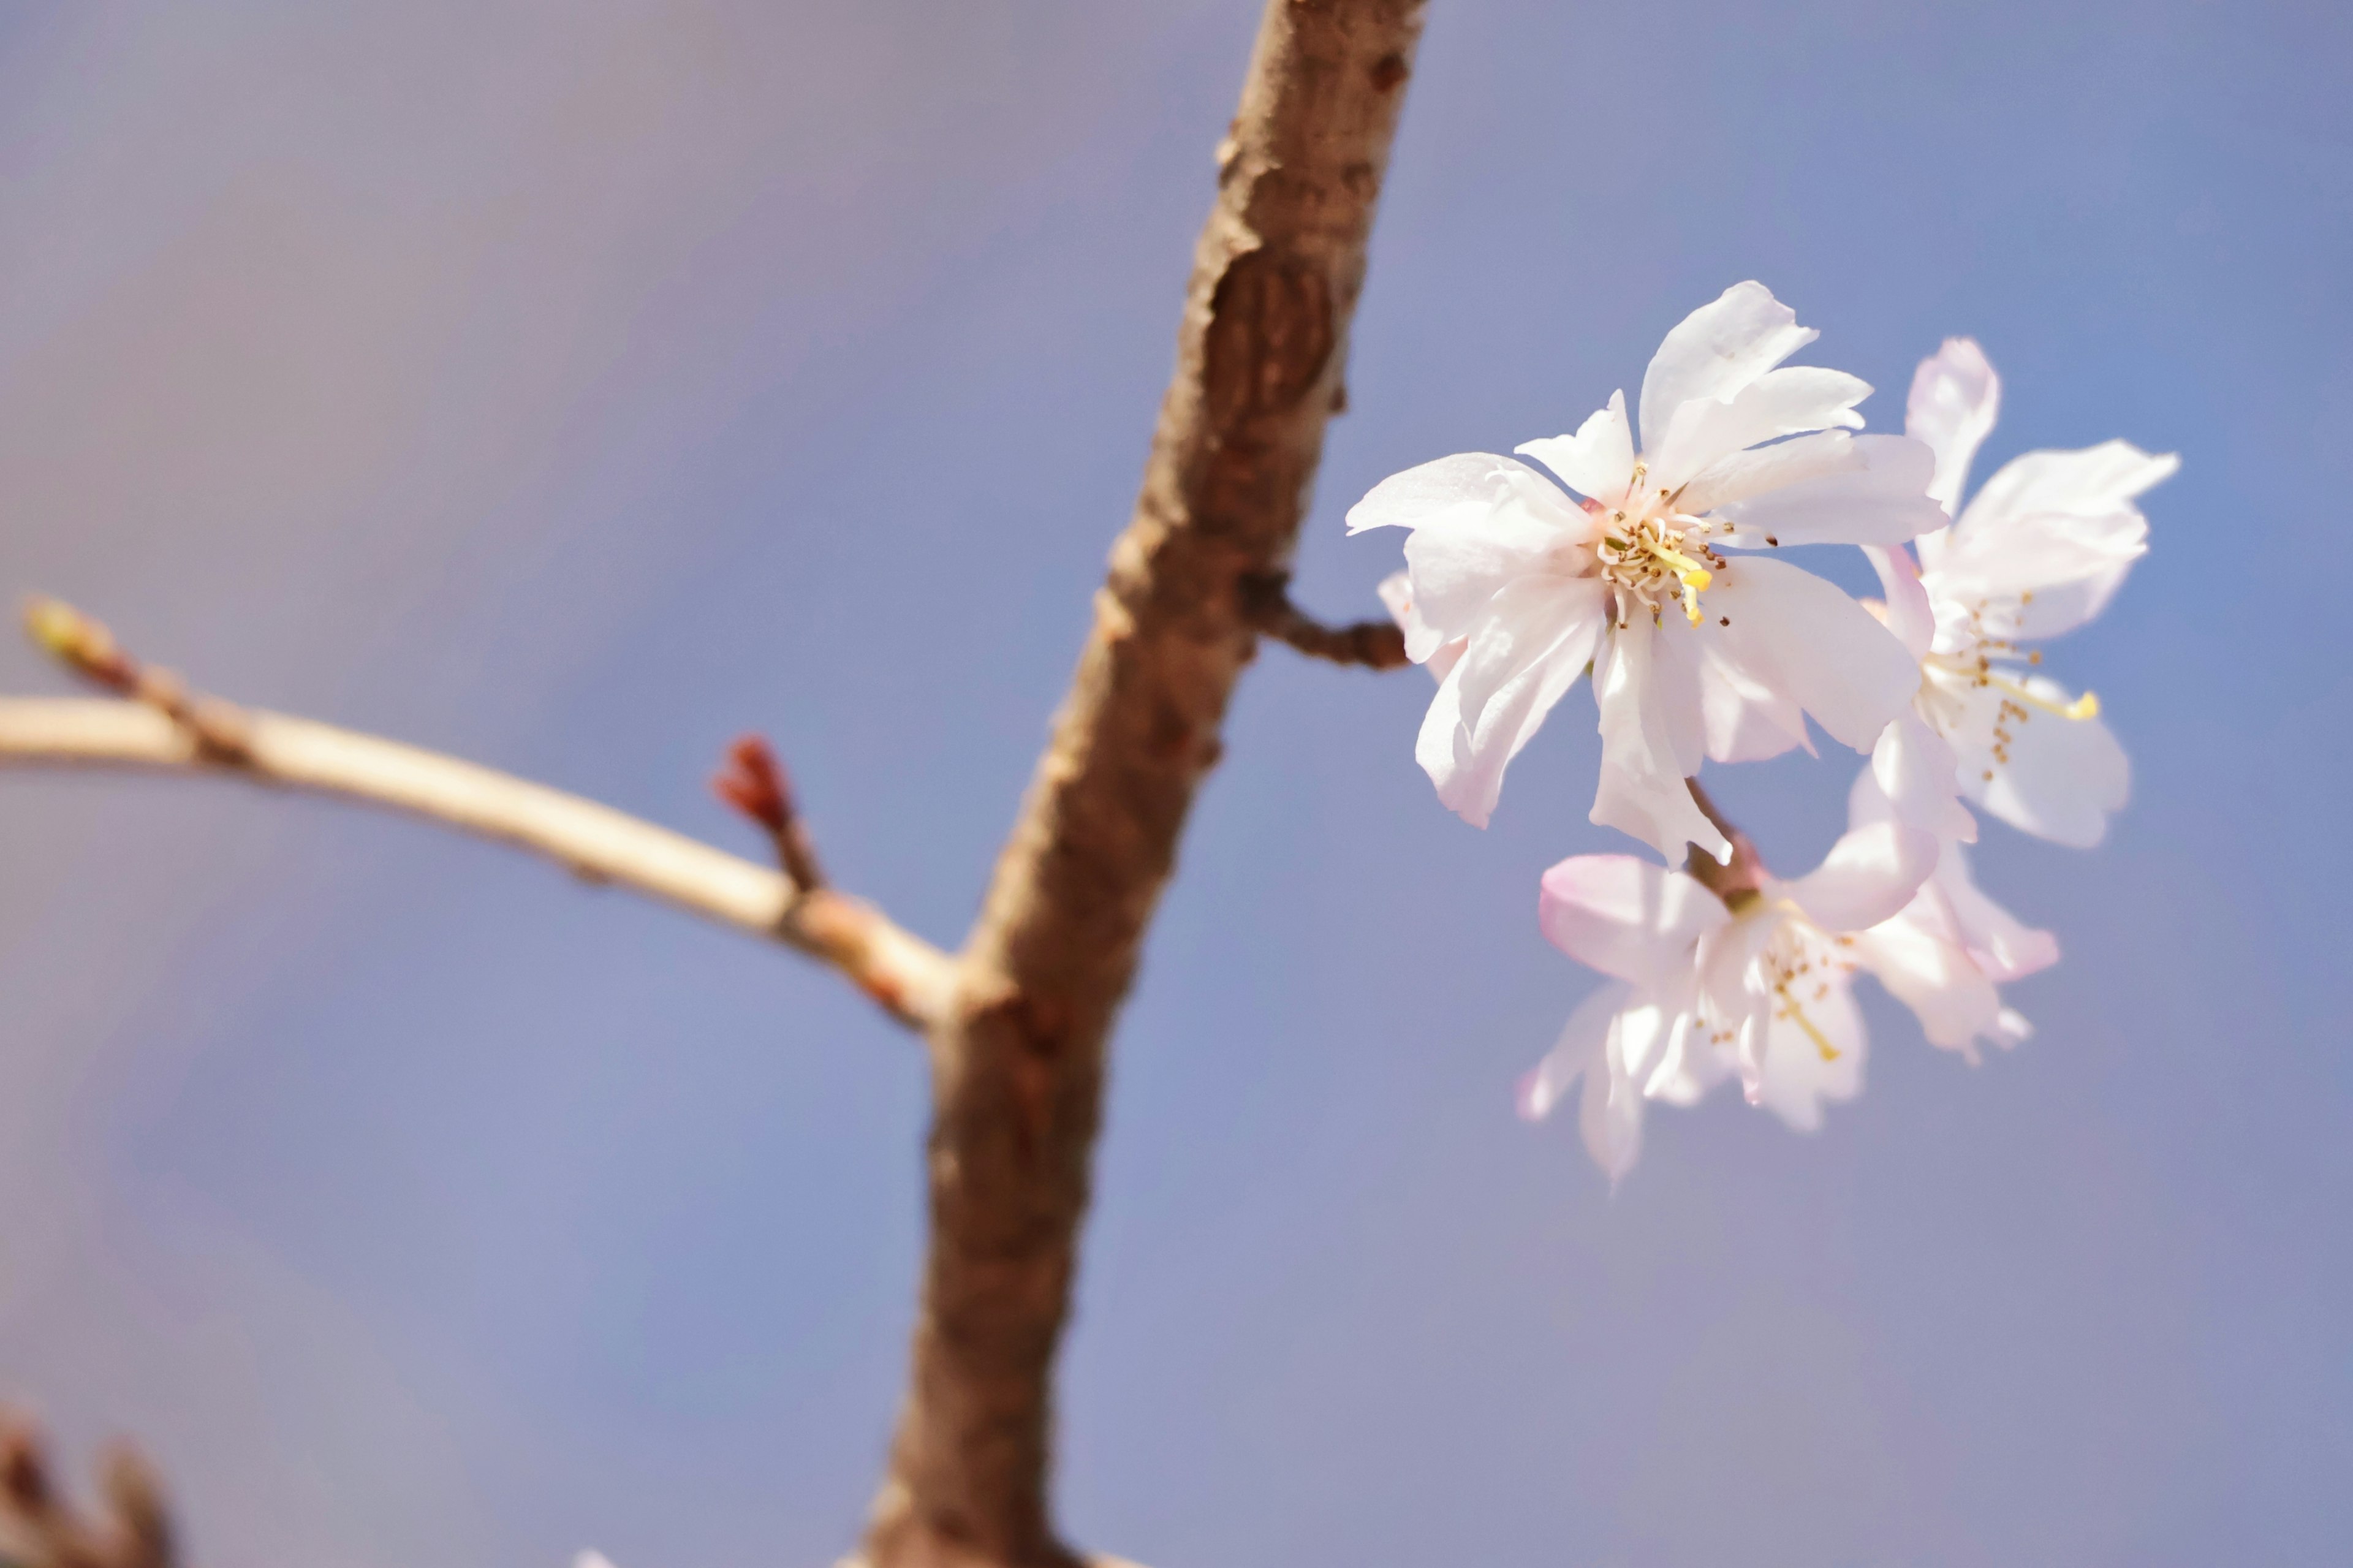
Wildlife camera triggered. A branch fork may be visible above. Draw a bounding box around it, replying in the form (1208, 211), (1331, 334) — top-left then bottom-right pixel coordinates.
(0, 2), (1430, 1562)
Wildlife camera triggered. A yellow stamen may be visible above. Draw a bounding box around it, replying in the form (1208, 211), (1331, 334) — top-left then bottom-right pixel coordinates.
(1648, 542), (1712, 589)
(1988, 673), (2100, 721)
(1778, 986), (1840, 1061)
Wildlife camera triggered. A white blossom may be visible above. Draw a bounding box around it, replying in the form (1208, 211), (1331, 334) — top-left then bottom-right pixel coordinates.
(1349, 281), (1945, 862)
(1518, 817), (1936, 1180)
(1867, 338), (2178, 847)
(1844, 767), (2058, 1065)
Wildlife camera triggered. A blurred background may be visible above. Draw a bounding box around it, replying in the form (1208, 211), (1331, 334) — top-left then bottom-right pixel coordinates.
(0, 1), (2346, 1564)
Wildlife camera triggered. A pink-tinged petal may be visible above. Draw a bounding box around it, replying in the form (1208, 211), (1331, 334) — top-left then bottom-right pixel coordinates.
(1651, 365), (1871, 492)
(1376, 569), (1463, 675)
(1637, 281), (1817, 453)
(1674, 430), (1861, 517)
(1711, 435), (1945, 547)
(1953, 440), (2180, 534)
(1518, 980), (1627, 1121)
(1869, 708), (1978, 843)
(1906, 338), (2001, 515)
(1704, 556), (1921, 752)
(1516, 390), (1637, 501)
(1944, 675), (2130, 847)
(1930, 841), (2059, 982)
(1414, 578), (1608, 827)
(1539, 855), (1729, 988)
(1754, 976), (1865, 1132)
(1862, 542), (1936, 662)
(1786, 820), (1938, 933)
(1590, 618), (1729, 862)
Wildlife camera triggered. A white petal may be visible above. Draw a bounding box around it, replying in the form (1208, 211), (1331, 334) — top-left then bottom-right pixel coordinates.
(1956, 439), (2180, 532)
(1414, 578), (1608, 827)
(1695, 631), (1811, 763)
(1925, 509), (2147, 623)
(1376, 569), (1464, 676)
(1585, 1007), (1651, 1181)
(1868, 707), (1977, 843)
(1637, 1002), (1734, 1106)
(1862, 542), (1936, 662)
(1385, 458), (1591, 638)
(1851, 904), (2006, 1056)
(1945, 675), (2130, 847)
(1518, 980), (1627, 1121)
(1516, 390), (1637, 501)
(1704, 556), (1922, 752)
(1906, 337), (2001, 515)
(1711, 435), (1945, 547)
(1651, 365), (1871, 493)
(2004, 561), (2135, 643)
(1539, 855), (1729, 990)
(1753, 975), (1865, 1133)
(1674, 430), (1862, 517)
(1637, 281), (1817, 454)
(1931, 840), (2060, 982)
(1590, 617), (1729, 862)
(1786, 819), (1938, 933)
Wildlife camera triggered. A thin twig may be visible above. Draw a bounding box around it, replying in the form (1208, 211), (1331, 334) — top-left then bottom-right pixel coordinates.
(1240, 572), (1410, 670)
(711, 733), (828, 893)
(0, 602), (957, 1030)
(1683, 776), (1768, 904)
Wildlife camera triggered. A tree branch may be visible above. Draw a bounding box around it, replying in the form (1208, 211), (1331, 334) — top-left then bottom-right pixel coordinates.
(862, 3), (1428, 1565)
(1241, 571), (1410, 669)
(0, 1414), (175, 1568)
(0, 606), (957, 1031)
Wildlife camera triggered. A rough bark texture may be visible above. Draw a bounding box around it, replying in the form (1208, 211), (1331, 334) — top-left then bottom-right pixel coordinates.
(859, 3), (1427, 1564)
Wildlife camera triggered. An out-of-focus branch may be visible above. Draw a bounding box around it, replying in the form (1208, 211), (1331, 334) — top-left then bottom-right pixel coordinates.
(863, 3), (1428, 1565)
(0, 1415), (174, 1568)
(1683, 776), (1768, 904)
(711, 732), (829, 893)
(1241, 572), (1410, 670)
(0, 601), (957, 1031)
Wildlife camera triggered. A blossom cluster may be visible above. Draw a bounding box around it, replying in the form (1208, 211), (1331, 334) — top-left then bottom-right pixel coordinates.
(1351, 284), (2174, 1180)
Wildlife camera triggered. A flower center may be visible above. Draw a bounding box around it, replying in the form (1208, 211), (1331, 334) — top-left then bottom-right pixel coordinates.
(1591, 462), (1726, 629)
(1759, 914), (1858, 1062)
(1919, 592), (2102, 785)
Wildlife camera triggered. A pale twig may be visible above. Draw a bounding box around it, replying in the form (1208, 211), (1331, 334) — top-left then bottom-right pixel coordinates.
(0, 601), (957, 1031)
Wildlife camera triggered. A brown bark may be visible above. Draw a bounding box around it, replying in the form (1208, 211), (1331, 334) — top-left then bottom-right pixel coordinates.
(859, 3), (1428, 1564)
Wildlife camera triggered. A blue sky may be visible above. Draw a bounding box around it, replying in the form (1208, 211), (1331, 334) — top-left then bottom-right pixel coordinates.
(0, 2), (2346, 1564)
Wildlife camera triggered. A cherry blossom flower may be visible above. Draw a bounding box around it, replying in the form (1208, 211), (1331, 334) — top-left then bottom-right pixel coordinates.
(1867, 339), (2178, 847)
(1349, 281), (1944, 862)
(1518, 811), (1936, 1180)
(1844, 768), (2058, 1065)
